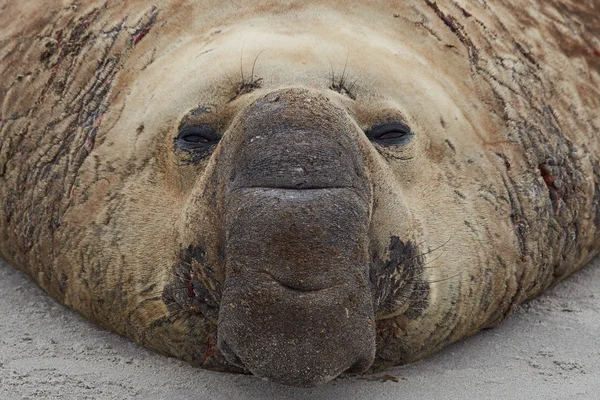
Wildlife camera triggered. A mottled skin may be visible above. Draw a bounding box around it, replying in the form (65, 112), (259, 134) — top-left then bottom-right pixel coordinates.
(0, 0), (599, 387)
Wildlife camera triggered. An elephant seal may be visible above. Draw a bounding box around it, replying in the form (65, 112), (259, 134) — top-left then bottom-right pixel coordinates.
(0, 0), (599, 387)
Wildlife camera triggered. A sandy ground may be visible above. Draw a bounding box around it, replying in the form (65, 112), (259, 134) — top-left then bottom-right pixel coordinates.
(1, 258), (599, 400)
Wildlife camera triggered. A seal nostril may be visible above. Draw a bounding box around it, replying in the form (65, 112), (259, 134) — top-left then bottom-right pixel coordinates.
(218, 340), (245, 369)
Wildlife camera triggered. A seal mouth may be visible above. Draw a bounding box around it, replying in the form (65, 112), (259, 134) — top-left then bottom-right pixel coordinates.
(216, 184), (375, 386)
(216, 274), (376, 387)
(258, 269), (343, 293)
(235, 185), (355, 191)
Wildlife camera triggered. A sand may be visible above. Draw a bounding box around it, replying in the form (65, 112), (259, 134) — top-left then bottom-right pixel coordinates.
(1, 257), (599, 399)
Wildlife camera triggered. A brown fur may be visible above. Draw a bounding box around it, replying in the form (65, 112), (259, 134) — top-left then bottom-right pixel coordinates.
(1, 0), (599, 386)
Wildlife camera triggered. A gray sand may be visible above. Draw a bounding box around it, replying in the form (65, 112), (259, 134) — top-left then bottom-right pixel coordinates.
(1, 258), (599, 400)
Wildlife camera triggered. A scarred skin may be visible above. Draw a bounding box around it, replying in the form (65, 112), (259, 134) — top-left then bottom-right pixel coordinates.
(0, 0), (599, 387)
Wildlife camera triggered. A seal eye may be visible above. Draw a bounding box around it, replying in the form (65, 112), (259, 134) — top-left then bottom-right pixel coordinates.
(366, 123), (414, 146)
(176, 126), (221, 149)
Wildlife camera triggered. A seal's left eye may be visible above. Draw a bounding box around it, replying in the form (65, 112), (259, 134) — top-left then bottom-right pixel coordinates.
(366, 123), (414, 146)
(177, 126), (221, 148)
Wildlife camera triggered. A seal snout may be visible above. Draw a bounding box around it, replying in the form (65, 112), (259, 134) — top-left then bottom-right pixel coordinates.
(213, 89), (376, 386)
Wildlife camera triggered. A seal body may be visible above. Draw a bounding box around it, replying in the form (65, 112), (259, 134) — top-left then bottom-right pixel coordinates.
(0, 0), (599, 387)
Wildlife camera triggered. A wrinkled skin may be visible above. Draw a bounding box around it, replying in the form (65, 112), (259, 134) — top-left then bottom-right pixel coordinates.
(1, 0), (599, 387)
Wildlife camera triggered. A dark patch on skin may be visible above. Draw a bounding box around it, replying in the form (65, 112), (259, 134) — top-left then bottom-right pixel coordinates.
(536, 1), (600, 72)
(44, 7), (104, 72)
(538, 161), (563, 210)
(196, 48), (215, 58)
(370, 236), (429, 320)
(593, 162), (600, 229)
(164, 245), (222, 322)
(499, 171), (528, 261)
(456, 4), (472, 18)
(454, 189), (466, 199)
(190, 105), (213, 117)
(495, 152), (511, 170)
(496, 255), (508, 269)
(58, 272), (68, 294)
(512, 214), (527, 259)
(478, 268), (495, 315)
(533, 106), (588, 279)
(39, 38), (58, 63)
(493, 253), (521, 323)
(139, 283), (157, 296)
(515, 41), (539, 67)
(178, 105), (215, 127)
(424, 0), (479, 65)
(131, 7), (158, 46)
(444, 139), (455, 152)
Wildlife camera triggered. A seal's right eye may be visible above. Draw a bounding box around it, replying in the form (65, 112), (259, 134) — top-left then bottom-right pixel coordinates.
(366, 122), (414, 147)
(176, 126), (221, 150)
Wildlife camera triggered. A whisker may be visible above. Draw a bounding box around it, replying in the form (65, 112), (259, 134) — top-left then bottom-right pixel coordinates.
(223, 70), (235, 88)
(380, 238), (414, 267)
(239, 39), (247, 84)
(326, 56), (335, 89)
(404, 305), (429, 312)
(407, 289), (432, 294)
(420, 250), (447, 269)
(250, 49), (266, 84)
(404, 236), (453, 265)
(424, 272), (462, 285)
(167, 92), (184, 109)
(347, 76), (360, 94)
(340, 51), (350, 88)
(387, 291), (422, 302)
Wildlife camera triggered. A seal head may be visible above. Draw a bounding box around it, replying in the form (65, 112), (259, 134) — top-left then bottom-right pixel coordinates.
(3, 0), (599, 390)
